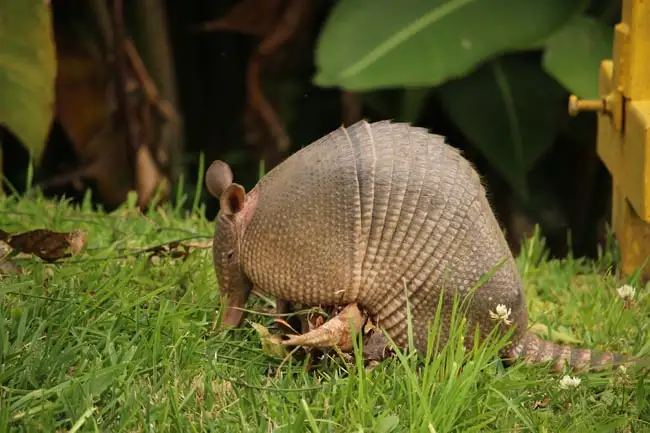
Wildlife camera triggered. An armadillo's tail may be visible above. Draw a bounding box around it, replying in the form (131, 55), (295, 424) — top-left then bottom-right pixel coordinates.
(502, 331), (647, 373)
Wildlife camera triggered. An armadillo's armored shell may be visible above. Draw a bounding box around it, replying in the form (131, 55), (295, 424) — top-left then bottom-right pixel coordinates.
(241, 120), (527, 352)
(240, 123), (365, 306)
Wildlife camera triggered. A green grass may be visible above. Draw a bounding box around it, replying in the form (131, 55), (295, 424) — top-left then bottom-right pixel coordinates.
(0, 191), (649, 433)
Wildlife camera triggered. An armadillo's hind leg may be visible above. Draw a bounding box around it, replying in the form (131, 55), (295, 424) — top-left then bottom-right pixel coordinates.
(281, 303), (367, 352)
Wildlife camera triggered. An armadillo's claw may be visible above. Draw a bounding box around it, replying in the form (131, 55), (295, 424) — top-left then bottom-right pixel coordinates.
(281, 303), (366, 352)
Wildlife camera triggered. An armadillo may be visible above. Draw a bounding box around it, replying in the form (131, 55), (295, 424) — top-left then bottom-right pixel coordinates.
(206, 119), (636, 372)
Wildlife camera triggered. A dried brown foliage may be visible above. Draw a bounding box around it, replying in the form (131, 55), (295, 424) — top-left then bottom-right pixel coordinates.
(0, 228), (86, 262)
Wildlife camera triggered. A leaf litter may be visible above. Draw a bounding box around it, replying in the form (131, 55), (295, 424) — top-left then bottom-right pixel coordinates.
(0, 228), (87, 263)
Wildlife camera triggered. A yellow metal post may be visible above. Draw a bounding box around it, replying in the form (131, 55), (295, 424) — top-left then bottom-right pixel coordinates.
(569, 0), (650, 281)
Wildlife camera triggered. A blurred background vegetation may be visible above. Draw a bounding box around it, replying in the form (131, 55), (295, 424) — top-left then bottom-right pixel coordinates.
(0, 0), (620, 259)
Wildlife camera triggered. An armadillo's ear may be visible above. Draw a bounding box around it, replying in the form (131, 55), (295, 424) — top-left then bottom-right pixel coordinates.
(220, 183), (246, 215)
(206, 160), (234, 198)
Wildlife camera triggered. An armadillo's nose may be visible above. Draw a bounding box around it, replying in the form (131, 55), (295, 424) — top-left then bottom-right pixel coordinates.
(220, 291), (249, 328)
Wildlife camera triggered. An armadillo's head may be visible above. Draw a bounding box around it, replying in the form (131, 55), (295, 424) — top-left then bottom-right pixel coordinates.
(205, 160), (253, 329)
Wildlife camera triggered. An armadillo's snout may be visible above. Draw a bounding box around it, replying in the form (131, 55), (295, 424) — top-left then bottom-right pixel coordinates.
(220, 289), (250, 328)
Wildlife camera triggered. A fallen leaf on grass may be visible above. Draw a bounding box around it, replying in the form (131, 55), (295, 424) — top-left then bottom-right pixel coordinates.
(272, 317), (300, 335)
(249, 321), (289, 358)
(143, 238), (212, 261)
(144, 241), (189, 259)
(0, 228), (87, 262)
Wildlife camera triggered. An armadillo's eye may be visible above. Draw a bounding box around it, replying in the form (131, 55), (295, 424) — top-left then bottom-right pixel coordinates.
(226, 249), (236, 263)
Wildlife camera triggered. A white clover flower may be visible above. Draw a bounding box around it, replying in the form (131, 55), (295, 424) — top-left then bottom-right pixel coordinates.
(616, 284), (636, 300)
(614, 364), (631, 387)
(559, 375), (581, 389)
(489, 304), (512, 326)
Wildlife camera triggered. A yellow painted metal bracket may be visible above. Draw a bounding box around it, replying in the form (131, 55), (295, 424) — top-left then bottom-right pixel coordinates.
(569, 0), (650, 281)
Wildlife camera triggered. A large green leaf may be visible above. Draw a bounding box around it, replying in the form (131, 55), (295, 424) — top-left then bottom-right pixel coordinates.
(542, 16), (613, 99)
(436, 54), (566, 199)
(0, 0), (57, 161)
(314, 0), (586, 90)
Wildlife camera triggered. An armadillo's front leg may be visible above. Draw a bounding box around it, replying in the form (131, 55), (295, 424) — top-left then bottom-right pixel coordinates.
(281, 303), (367, 352)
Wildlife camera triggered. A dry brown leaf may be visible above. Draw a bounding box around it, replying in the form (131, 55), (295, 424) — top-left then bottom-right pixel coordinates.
(135, 144), (168, 208)
(272, 317), (299, 335)
(51, 36), (135, 207)
(0, 229), (87, 262)
(143, 238), (213, 261)
(54, 39), (113, 157)
(50, 25), (171, 210)
(143, 241), (189, 260)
